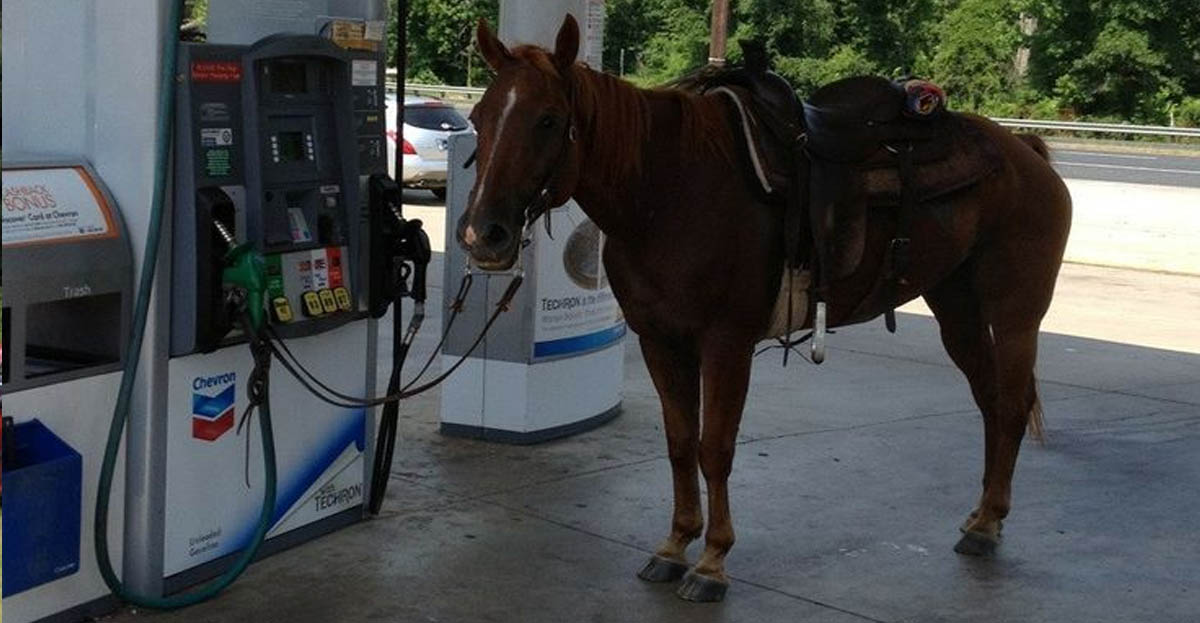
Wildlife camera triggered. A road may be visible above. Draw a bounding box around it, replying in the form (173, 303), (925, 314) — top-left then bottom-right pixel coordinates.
(1049, 147), (1200, 188)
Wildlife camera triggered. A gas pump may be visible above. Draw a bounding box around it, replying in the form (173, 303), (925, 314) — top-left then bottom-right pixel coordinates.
(171, 34), (373, 355)
(2, 1), (444, 619)
(103, 22), (430, 607)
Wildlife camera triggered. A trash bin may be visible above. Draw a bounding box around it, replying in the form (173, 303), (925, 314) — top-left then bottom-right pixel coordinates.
(2, 419), (83, 597)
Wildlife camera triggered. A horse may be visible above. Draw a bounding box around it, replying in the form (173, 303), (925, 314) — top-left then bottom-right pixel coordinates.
(457, 15), (1071, 602)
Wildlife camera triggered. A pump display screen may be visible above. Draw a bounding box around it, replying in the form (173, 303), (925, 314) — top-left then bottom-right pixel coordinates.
(270, 61), (308, 93)
(277, 131), (307, 162)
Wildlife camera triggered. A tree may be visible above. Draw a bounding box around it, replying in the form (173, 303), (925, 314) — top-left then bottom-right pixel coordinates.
(390, 0), (498, 85)
(1027, 0), (1199, 123)
(1055, 20), (1180, 121)
(833, 0), (944, 77)
(624, 0), (713, 85)
(926, 0), (1024, 112)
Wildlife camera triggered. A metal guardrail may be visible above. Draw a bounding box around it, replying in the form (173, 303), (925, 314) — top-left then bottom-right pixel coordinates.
(385, 76), (1200, 138)
(993, 118), (1200, 138)
(400, 83), (487, 102)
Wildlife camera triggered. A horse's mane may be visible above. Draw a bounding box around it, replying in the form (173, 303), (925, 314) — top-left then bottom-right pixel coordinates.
(510, 45), (736, 185)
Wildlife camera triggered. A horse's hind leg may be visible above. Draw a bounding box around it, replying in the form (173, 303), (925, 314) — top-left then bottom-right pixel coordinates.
(925, 259), (1050, 556)
(636, 337), (703, 583)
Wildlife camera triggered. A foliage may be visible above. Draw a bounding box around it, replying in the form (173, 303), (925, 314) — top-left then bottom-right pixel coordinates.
(388, 0), (1198, 125)
(389, 0), (498, 87)
(621, 0), (712, 85)
(925, 0), (1024, 112)
(774, 46), (878, 96)
(1177, 97), (1200, 128)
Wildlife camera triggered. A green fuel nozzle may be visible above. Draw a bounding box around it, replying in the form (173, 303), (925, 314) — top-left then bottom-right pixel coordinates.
(214, 219), (267, 332)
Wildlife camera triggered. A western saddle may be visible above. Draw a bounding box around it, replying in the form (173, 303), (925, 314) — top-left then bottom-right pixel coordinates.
(684, 41), (1001, 359)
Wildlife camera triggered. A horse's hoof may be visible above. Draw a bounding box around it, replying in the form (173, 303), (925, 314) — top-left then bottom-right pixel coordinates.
(676, 570), (729, 602)
(954, 530), (999, 556)
(637, 555), (689, 583)
(959, 515), (1002, 535)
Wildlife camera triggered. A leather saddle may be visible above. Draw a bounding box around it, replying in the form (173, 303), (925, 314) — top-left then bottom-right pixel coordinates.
(802, 76), (1000, 283)
(684, 45), (1001, 296)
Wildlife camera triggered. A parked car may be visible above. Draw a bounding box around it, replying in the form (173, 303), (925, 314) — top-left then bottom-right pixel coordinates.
(386, 95), (472, 200)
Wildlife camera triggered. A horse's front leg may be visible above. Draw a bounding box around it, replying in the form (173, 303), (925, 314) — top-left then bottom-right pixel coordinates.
(677, 333), (754, 602)
(636, 337), (702, 583)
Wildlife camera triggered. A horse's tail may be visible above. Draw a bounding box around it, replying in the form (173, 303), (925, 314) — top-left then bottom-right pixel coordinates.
(1017, 133), (1051, 161)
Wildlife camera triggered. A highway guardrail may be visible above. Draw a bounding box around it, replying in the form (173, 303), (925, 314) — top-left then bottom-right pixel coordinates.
(385, 76), (1200, 138)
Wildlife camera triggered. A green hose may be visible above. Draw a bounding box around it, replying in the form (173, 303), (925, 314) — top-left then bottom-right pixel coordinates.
(93, 0), (279, 608)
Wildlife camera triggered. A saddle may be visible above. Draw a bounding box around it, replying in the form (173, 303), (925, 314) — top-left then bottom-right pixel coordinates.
(802, 76), (1001, 287)
(686, 44), (1002, 338)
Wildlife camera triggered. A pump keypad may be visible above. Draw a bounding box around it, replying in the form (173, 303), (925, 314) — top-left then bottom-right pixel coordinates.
(266, 245), (355, 323)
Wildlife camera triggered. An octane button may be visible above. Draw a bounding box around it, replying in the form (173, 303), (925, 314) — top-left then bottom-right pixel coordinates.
(302, 291), (324, 317)
(271, 296), (294, 323)
(333, 286), (352, 311)
(318, 289), (338, 314)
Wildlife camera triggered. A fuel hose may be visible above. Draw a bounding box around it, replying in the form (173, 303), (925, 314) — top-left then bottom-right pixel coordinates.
(93, 0), (280, 608)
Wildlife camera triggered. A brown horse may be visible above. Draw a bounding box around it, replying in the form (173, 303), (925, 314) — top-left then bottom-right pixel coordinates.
(458, 15), (1071, 602)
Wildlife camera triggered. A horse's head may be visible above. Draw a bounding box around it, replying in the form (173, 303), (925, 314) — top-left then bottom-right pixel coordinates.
(457, 15), (583, 270)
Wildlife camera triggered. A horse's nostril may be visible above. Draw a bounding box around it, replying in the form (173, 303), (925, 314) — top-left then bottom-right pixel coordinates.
(483, 222), (511, 247)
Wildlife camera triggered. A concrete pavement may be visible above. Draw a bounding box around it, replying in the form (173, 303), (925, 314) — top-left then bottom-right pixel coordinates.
(101, 153), (1200, 623)
(107, 257), (1200, 623)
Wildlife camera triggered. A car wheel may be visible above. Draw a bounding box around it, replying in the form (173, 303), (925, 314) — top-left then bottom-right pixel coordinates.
(431, 188), (447, 200)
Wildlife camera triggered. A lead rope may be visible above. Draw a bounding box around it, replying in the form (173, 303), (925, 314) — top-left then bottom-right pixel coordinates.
(264, 271), (522, 410)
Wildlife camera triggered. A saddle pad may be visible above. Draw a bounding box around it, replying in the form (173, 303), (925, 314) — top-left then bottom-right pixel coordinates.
(762, 268), (812, 340)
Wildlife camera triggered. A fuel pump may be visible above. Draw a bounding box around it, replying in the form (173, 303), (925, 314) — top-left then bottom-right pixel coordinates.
(93, 14), (434, 610)
(6, 0), (456, 618)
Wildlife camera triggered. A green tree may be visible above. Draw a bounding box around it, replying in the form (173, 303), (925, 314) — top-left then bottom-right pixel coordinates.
(1026, 0), (1199, 122)
(390, 0), (498, 85)
(774, 45), (878, 95)
(625, 0), (712, 85)
(1055, 20), (1180, 121)
(832, 0), (944, 77)
(603, 0), (660, 75)
(730, 0), (838, 62)
(926, 0), (1024, 112)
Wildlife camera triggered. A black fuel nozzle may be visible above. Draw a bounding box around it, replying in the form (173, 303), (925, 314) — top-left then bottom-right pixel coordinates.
(402, 220), (432, 303)
(369, 174), (405, 226)
(368, 174), (435, 314)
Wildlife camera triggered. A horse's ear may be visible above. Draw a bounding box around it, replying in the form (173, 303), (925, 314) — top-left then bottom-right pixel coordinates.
(552, 14), (580, 74)
(476, 18), (512, 71)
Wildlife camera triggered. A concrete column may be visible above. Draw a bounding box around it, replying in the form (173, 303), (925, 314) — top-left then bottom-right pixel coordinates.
(499, 0), (605, 68)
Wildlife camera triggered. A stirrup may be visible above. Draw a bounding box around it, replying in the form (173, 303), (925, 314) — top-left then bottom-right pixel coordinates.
(811, 301), (827, 364)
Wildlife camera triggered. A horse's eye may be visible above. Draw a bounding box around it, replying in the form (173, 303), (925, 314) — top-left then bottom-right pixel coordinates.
(539, 115), (557, 129)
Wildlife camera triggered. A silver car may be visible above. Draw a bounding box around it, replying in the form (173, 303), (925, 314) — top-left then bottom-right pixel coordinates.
(386, 95), (471, 199)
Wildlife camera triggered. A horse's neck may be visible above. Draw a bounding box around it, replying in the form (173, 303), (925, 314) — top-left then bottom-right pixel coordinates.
(568, 67), (660, 238)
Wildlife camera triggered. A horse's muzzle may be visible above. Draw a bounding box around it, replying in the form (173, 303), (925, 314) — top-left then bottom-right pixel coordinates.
(458, 219), (519, 271)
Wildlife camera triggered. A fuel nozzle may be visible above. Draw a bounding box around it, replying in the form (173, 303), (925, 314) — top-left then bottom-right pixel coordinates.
(212, 217), (267, 333)
(369, 174), (433, 313)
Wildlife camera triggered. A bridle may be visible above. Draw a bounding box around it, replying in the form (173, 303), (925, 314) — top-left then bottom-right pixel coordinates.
(463, 66), (578, 277)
